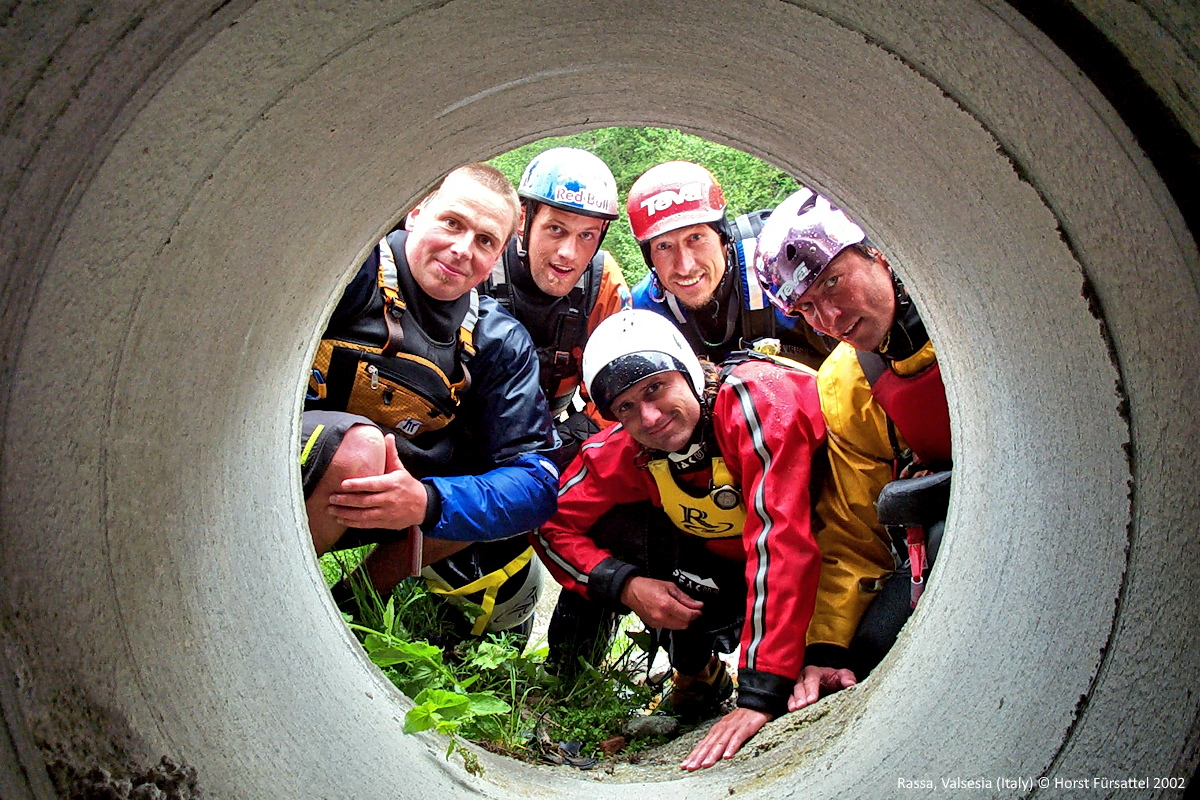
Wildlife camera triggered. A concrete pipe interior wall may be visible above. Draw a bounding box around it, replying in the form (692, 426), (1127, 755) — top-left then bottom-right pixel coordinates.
(2, 1), (1198, 798)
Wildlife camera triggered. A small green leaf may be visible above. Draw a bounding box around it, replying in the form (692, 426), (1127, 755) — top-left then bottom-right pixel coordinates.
(369, 640), (443, 668)
(403, 705), (440, 734)
(413, 688), (472, 719)
(465, 693), (511, 717)
(383, 596), (396, 634)
(626, 629), (653, 652)
(468, 641), (516, 670)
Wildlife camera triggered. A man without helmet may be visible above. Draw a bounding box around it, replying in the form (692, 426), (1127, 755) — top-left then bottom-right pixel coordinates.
(301, 164), (560, 639)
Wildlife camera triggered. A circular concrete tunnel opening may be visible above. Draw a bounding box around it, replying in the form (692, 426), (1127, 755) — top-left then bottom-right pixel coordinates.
(1, 2), (1197, 799)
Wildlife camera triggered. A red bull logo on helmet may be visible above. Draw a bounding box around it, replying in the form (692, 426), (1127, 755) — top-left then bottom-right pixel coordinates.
(554, 185), (618, 216)
(638, 182), (706, 217)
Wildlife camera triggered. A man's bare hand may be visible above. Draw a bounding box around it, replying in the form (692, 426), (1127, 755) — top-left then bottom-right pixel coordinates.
(328, 433), (427, 530)
(620, 576), (703, 630)
(680, 707), (771, 771)
(788, 665), (857, 712)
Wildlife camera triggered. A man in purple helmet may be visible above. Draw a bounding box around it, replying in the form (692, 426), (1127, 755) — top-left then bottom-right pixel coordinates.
(754, 187), (952, 689)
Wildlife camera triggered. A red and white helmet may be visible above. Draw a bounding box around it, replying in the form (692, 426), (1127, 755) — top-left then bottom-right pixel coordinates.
(626, 161), (727, 244)
(754, 187), (866, 314)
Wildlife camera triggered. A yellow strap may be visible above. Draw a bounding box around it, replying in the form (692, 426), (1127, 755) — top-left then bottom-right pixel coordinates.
(747, 348), (818, 377)
(459, 289), (479, 358)
(299, 424), (325, 466)
(711, 458), (735, 487)
(376, 236), (408, 313)
(647, 457), (746, 539)
(427, 546), (535, 635)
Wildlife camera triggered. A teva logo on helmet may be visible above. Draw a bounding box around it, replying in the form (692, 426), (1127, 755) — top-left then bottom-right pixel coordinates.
(778, 262), (813, 299)
(639, 183), (706, 217)
(554, 185), (618, 216)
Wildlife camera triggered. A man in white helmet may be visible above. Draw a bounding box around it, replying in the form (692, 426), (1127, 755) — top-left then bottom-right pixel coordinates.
(626, 160), (831, 367)
(755, 186), (951, 682)
(481, 147), (632, 465)
(533, 309), (855, 771)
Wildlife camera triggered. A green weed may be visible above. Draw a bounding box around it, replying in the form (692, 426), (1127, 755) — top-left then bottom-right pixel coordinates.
(322, 552), (669, 768)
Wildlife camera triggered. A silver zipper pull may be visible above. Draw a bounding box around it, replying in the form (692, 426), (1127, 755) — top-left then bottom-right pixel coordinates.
(367, 364), (379, 389)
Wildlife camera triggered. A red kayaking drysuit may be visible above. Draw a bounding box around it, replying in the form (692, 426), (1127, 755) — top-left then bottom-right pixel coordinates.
(534, 358), (826, 714)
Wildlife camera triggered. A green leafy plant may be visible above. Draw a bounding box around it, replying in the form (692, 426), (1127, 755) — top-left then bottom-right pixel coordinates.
(321, 554), (677, 767)
(345, 594), (512, 775)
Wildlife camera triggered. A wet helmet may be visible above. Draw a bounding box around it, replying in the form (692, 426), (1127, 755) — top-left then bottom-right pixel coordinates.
(753, 187), (866, 314)
(582, 309), (705, 420)
(517, 147), (620, 220)
(422, 537), (544, 635)
(626, 161), (727, 244)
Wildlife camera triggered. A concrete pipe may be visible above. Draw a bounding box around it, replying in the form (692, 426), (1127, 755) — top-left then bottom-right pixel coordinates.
(2, 1), (1197, 797)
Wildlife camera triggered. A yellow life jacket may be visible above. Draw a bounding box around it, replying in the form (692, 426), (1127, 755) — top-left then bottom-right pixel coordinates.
(646, 456), (745, 539)
(306, 236), (478, 439)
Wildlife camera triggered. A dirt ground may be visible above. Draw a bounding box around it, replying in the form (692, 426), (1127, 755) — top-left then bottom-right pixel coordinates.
(518, 570), (852, 785)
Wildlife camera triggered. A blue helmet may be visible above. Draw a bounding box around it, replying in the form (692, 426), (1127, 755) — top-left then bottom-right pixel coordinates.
(517, 147), (620, 220)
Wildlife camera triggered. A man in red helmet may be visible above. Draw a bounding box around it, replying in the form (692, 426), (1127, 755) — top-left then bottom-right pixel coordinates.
(534, 309), (853, 772)
(754, 187), (952, 686)
(627, 161), (830, 367)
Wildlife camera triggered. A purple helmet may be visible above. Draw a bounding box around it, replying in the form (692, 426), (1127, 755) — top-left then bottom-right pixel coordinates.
(754, 188), (866, 314)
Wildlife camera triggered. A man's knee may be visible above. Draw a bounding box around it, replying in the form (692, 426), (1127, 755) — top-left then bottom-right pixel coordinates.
(324, 423), (387, 483)
(305, 422), (387, 555)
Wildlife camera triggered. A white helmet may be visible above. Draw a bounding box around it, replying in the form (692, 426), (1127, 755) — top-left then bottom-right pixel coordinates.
(582, 310), (705, 420)
(422, 539), (543, 635)
(517, 147), (620, 220)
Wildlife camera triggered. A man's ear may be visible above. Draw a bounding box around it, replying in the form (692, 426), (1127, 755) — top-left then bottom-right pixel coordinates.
(517, 204), (528, 243)
(404, 202), (423, 230)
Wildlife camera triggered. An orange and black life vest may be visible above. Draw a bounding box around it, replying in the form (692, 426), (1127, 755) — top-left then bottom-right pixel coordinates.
(306, 235), (478, 440)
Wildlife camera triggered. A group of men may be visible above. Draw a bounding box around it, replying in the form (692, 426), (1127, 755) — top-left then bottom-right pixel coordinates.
(299, 149), (951, 771)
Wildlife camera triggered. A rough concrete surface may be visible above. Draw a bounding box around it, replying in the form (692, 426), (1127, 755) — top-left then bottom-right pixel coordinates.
(1, 1), (1197, 798)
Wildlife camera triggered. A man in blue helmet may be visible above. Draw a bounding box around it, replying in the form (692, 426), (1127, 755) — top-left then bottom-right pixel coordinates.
(301, 163), (561, 638)
(481, 147), (632, 466)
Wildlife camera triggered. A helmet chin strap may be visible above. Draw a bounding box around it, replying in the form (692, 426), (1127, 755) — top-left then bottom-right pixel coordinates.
(595, 220), (610, 251)
(878, 269), (929, 360)
(669, 372), (715, 466)
(517, 200), (535, 262)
